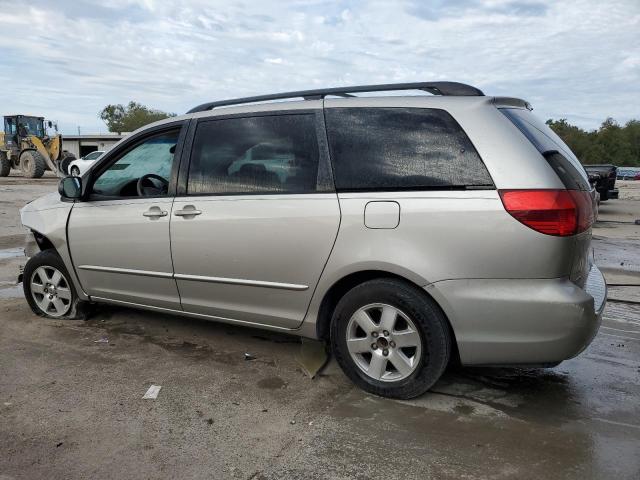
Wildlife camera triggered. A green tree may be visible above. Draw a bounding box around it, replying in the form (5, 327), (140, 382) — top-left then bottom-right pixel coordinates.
(99, 101), (176, 134)
(622, 120), (640, 166)
(545, 119), (591, 160)
(546, 117), (640, 166)
(597, 118), (633, 166)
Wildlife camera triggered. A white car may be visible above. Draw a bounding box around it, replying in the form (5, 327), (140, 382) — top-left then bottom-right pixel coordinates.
(68, 150), (104, 176)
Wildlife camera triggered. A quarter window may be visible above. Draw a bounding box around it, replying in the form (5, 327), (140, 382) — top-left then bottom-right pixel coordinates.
(187, 114), (321, 195)
(325, 107), (493, 191)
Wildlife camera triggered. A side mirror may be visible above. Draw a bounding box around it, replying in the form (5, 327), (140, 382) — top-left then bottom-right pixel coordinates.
(59, 176), (82, 199)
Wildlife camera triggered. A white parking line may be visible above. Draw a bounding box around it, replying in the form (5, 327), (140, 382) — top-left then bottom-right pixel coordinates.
(600, 332), (640, 342)
(592, 418), (640, 430)
(601, 326), (640, 335)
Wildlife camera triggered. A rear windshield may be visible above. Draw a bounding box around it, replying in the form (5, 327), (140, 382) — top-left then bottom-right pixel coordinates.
(500, 108), (590, 190)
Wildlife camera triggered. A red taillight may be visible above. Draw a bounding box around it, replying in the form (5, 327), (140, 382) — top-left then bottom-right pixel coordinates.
(499, 189), (594, 237)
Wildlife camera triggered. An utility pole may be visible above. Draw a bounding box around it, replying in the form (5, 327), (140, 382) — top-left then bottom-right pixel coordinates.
(77, 126), (82, 158)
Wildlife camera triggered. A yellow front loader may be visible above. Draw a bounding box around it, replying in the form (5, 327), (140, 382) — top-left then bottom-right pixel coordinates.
(0, 115), (76, 178)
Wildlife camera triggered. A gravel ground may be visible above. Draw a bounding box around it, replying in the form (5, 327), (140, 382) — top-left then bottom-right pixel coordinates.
(1, 172), (639, 479)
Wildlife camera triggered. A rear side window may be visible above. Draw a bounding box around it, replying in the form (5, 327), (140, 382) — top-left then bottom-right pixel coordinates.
(501, 108), (590, 191)
(325, 107), (493, 191)
(188, 114), (321, 195)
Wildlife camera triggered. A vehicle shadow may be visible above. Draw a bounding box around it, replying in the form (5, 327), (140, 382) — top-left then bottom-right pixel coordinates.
(83, 303), (586, 426)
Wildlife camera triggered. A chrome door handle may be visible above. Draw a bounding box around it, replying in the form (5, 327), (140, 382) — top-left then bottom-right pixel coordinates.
(174, 206), (202, 217)
(143, 207), (168, 218)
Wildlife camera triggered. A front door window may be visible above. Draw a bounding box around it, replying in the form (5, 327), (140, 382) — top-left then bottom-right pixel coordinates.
(91, 130), (179, 198)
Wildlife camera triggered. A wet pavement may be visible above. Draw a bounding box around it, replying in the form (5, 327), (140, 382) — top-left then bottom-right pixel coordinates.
(0, 174), (639, 479)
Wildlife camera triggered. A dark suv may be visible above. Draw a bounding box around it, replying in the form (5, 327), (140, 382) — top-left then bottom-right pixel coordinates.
(584, 164), (619, 200)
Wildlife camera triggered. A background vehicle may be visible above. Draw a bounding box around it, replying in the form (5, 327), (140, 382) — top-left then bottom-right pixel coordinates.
(0, 115), (76, 178)
(616, 167), (640, 180)
(583, 164), (619, 200)
(68, 150), (105, 176)
(587, 171), (601, 211)
(19, 82), (606, 399)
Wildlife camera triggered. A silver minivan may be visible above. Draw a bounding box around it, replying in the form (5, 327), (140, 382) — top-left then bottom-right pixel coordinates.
(20, 82), (606, 399)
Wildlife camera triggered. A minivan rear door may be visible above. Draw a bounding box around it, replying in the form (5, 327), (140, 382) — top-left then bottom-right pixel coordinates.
(170, 107), (340, 329)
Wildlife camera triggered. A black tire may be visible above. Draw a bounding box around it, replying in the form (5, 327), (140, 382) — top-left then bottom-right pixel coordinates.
(23, 249), (92, 320)
(0, 151), (10, 177)
(59, 152), (76, 175)
(330, 278), (451, 399)
(20, 150), (46, 178)
(70, 166), (80, 176)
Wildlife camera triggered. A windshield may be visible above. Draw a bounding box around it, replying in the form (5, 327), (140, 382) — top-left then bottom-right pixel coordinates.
(18, 117), (45, 137)
(83, 151), (103, 160)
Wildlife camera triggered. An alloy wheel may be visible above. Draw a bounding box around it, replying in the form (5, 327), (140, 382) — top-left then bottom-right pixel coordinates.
(346, 303), (422, 382)
(30, 266), (72, 317)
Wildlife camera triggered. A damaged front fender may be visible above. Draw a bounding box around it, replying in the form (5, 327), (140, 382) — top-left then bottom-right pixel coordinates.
(19, 193), (89, 300)
(23, 230), (40, 259)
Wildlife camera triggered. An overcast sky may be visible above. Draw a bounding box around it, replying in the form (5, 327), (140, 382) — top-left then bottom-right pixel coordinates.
(0, 0), (638, 134)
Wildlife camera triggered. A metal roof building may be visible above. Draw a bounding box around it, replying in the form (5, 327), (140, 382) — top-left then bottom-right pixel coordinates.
(62, 133), (126, 158)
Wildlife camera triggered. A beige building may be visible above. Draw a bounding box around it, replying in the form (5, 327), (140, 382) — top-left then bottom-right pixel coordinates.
(62, 133), (125, 158)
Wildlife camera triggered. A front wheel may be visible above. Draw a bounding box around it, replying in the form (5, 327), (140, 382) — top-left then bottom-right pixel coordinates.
(331, 278), (451, 399)
(20, 150), (46, 178)
(0, 151), (10, 177)
(23, 250), (91, 320)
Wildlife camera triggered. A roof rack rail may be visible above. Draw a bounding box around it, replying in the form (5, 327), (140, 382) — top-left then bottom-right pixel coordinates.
(187, 81), (484, 113)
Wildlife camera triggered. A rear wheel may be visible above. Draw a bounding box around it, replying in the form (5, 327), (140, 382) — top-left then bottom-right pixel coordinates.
(0, 151), (10, 177)
(23, 250), (91, 320)
(331, 278), (451, 399)
(20, 150), (46, 178)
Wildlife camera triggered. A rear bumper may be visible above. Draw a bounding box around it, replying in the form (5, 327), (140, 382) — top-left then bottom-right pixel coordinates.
(608, 188), (619, 199)
(427, 264), (606, 365)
